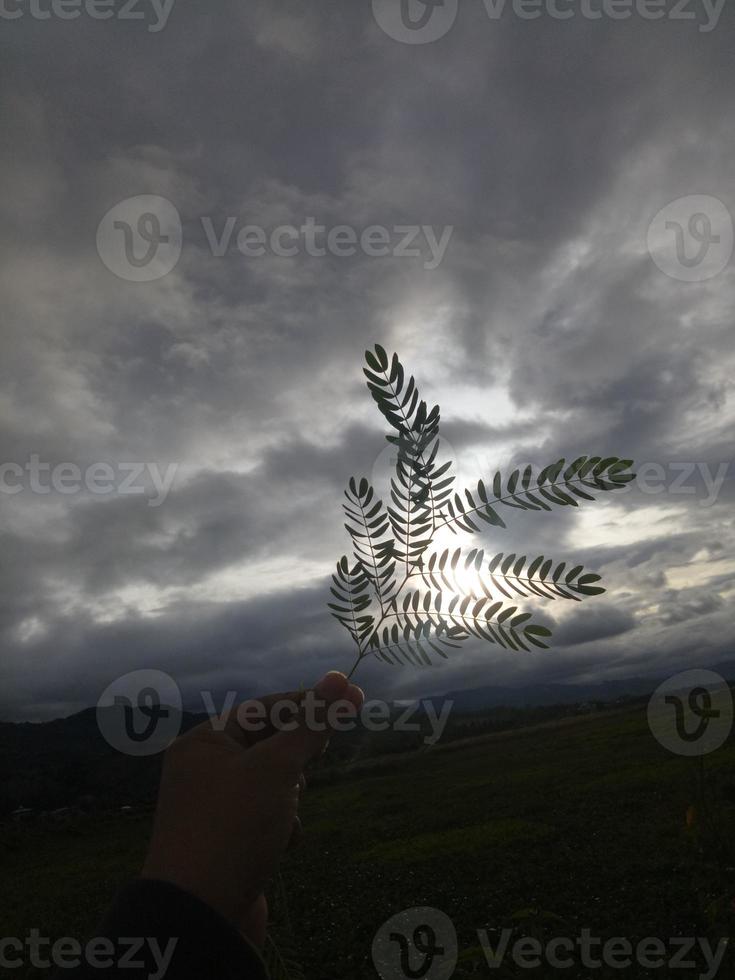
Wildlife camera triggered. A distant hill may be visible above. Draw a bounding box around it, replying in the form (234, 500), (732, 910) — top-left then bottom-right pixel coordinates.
(427, 659), (735, 713)
(0, 708), (207, 818)
(3, 660), (734, 816)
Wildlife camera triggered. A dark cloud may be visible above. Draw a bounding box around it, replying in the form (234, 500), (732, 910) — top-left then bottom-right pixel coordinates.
(1, 1), (734, 719)
(553, 605), (636, 647)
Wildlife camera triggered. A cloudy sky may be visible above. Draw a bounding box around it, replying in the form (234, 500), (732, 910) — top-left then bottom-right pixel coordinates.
(1, 0), (733, 721)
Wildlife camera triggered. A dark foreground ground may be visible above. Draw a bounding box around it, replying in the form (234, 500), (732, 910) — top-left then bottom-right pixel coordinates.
(2, 702), (734, 979)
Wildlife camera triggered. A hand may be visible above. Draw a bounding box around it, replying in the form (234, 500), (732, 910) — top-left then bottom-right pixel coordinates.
(141, 671), (364, 947)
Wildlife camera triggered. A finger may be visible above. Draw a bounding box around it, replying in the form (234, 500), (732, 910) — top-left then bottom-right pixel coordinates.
(181, 678), (364, 761)
(260, 671), (364, 772)
(222, 690), (308, 747)
(228, 675), (363, 750)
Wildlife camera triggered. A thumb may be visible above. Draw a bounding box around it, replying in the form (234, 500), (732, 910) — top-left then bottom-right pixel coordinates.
(260, 671), (363, 772)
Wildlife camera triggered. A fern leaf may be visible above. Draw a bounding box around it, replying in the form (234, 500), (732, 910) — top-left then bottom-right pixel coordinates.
(343, 477), (397, 612)
(332, 347), (634, 676)
(364, 344), (456, 550)
(380, 595), (553, 653)
(366, 617), (465, 666)
(328, 556), (374, 648)
(486, 553), (606, 601)
(439, 456), (635, 534)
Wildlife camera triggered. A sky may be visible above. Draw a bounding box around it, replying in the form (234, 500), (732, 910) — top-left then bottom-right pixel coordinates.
(1, 0), (734, 722)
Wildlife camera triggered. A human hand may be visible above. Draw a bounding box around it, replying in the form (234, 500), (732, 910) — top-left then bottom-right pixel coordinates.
(141, 671), (364, 947)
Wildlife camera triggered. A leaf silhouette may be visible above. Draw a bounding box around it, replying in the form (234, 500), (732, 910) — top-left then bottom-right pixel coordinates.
(343, 477), (397, 613)
(330, 347), (635, 674)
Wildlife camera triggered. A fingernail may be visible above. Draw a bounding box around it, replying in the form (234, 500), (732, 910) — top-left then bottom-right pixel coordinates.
(314, 671), (348, 699)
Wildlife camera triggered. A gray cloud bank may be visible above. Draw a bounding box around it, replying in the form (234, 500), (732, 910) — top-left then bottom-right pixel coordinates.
(1, 1), (733, 720)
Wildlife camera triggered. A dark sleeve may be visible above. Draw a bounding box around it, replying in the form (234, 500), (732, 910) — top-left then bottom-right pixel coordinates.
(54, 878), (269, 980)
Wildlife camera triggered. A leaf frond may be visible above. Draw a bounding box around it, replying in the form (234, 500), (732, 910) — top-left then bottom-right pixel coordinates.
(330, 346), (634, 675)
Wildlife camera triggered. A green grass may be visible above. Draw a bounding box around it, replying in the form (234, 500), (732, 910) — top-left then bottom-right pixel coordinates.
(357, 818), (555, 863)
(3, 703), (734, 978)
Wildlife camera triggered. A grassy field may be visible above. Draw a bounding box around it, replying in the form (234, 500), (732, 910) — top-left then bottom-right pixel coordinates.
(3, 702), (734, 978)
